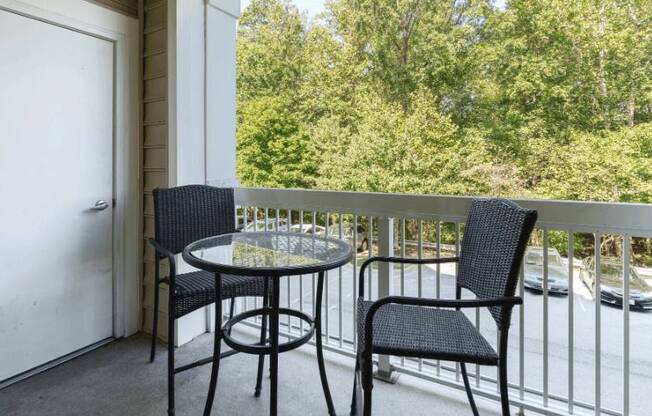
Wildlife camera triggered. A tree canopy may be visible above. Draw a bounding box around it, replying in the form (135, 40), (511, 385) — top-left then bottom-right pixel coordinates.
(236, 0), (652, 204)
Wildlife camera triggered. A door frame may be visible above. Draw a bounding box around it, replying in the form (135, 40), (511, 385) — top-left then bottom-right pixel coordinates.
(0, 0), (141, 338)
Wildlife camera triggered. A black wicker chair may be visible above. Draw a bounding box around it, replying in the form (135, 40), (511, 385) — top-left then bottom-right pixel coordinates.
(148, 185), (269, 416)
(351, 199), (537, 416)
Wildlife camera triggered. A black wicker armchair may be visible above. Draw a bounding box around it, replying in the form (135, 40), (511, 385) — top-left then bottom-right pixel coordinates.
(149, 185), (269, 416)
(351, 198), (537, 416)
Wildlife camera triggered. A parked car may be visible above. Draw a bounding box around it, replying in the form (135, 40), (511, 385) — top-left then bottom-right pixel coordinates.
(241, 218), (288, 232)
(289, 223), (325, 235)
(581, 256), (652, 310)
(289, 223), (369, 252)
(523, 247), (569, 295)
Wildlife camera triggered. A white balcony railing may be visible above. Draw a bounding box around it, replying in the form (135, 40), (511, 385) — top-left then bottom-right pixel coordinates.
(232, 187), (652, 416)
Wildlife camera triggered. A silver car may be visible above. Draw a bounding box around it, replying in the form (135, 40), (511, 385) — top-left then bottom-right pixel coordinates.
(289, 223), (369, 252)
(523, 247), (569, 295)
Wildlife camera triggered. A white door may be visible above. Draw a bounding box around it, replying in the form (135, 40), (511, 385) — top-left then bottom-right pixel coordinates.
(0, 9), (114, 381)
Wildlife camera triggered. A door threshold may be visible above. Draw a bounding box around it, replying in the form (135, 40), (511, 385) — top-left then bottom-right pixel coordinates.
(0, 337), (114, 390)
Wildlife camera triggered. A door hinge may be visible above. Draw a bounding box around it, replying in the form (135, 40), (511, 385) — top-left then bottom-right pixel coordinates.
(112, 198), (116, 208)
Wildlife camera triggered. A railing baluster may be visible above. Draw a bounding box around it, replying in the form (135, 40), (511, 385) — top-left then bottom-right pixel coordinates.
(353, 215), (359, 352)
(400, 218), (406, 368)
(436, 220), (441, 377)
(568, 232), (575, 415)
(455, 222), (461, 382)
(325, 212), (330, 344)
(623, 235), (630, 416)
(338, 215), (343, 348)
(243, 206), (249, 313)
(312, 212), (317, 322)
(368, 217), (373, 300)
(253, 206), (258, 230)
(287, 209), (292, 336)
(595, 233), (602, 416)
(519, 260), (525, 413)
(543, 228), (549, 407)
(253, 207), (259, 312)
(274, 208), (280, 335)
(418, 219), (423, 372)
(299, 210), (304, 335)
(418, 220), (423, 298)
(475, 307), (481, 388)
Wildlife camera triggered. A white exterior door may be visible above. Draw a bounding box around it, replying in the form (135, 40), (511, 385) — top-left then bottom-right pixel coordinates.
(0, 9), (114, 381)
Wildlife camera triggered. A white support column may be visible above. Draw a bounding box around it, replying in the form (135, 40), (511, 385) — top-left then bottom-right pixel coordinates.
(206, 0), (239, 188)
(203, 0), (240, 335)
(166, 0), (240, 345)
(375, 217), (398, 383)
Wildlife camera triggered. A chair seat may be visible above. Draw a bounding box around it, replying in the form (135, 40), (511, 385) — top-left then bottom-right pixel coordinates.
(173, 270), (267, 318)
(357, 299), (498, 365)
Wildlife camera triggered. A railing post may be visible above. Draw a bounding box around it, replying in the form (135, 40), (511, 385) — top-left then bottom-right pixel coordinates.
(374, 217), (399, 383)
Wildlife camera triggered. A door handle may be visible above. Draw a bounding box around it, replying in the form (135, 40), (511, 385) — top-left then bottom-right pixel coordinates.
(90, 200), (109, 211)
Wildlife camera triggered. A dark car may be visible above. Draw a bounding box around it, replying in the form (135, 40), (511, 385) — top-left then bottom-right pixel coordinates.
(523, 247), (569, 295)
(581, 256), (652, 310)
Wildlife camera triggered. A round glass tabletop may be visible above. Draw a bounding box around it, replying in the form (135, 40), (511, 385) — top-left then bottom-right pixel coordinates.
(182, 231), (353, 276)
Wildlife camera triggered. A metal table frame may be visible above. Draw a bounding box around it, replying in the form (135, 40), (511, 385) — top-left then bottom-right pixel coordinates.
(183, 232), (353, 416)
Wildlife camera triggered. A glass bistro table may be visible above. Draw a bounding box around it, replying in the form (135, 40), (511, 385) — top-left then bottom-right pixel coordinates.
(183, 231), (353, 416)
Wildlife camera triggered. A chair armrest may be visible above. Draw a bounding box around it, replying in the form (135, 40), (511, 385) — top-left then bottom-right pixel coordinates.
(362, 295), (522, 356)
(358, 256), (459, 298)
(366, 295), (522, 311)
(148, 238), (177, 271)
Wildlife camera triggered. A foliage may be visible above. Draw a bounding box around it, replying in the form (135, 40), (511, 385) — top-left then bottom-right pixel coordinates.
(235, 0), (652, 261)
(237, 95), (316, 188)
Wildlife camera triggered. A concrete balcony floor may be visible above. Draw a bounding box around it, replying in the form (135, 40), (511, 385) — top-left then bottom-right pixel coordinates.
(0, 330), (503, 416)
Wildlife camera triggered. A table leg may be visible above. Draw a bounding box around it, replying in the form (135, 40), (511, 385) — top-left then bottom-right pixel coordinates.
(255, 277), (270, 397)
(203, 273), (223, 416)
(269, 277), (280, 416)
(316, 271), (337, 415)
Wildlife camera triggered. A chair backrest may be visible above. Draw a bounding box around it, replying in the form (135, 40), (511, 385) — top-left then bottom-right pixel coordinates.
(457, 198), (537, 327)
(153, 185), (236, 255)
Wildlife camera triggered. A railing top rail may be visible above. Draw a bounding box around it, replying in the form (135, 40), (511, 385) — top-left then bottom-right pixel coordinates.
(235, 187), (652, 236)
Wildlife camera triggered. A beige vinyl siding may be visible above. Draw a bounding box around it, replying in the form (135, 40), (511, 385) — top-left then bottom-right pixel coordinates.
(85, 0), (138, 17)
(141, 0), (169, 340)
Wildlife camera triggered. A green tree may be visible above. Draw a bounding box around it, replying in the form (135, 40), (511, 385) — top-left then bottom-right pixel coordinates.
(237, 0), (306, 102)
(237, 95), (316, 188)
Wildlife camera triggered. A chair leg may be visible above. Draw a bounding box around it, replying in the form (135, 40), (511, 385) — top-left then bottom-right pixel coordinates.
(167, 312), (175, 415)
(363, 386), (372, 416)
(227, 298), (235, 336)
(150, 279), (160, 363)
(361, 353), (373, 416)
(460, 363), (480, 416)
(499, 328), (511, 416)
(499, 360), (510, 416)
(350, 356), (360, 415)
(203, 273), (224, 416)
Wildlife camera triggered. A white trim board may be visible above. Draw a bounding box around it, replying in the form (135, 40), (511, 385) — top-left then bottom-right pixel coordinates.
(207, 0), (239, 19)
(0, 0), (141, 338)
